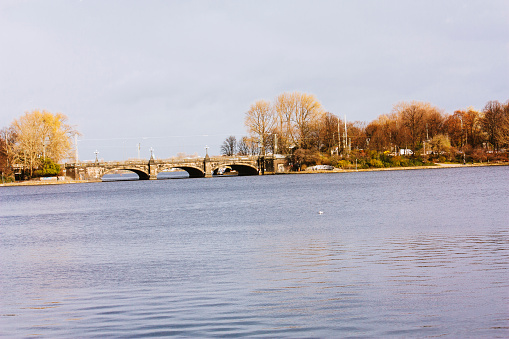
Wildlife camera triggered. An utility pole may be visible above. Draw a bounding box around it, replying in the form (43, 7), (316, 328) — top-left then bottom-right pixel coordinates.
(337, 116), (340, 155)
(343, 115), (348, 155)
(75, 134), (78, 163)
(460, 116), (465, 164)
(345, 115), (347, 143)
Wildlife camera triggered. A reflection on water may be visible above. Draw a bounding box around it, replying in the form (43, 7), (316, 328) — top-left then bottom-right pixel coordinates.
(0, 166), (508, 337)
(102, 170), (190, 181)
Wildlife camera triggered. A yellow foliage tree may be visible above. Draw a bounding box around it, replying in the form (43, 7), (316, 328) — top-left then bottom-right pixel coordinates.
(244, 100), (275, 154)
(272, 92), (324, 150)
(9, 110), (78, 177)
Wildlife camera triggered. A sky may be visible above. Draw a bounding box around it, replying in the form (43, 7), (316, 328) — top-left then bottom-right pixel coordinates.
(1, 0), (508, 161)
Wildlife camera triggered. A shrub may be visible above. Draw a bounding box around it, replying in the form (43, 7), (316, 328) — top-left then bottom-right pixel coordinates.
(389, 156), (402, 167)
(33, 158), (61, 177)
(1, 173), (15, 183)
(368, 159), (384, 168)
(337, 160), (351, 169)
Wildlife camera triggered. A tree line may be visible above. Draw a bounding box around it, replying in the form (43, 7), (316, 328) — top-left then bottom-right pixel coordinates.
(1, 110), (78, 182)
(2, 95), (507, 182)
(223, 92), (509, 169)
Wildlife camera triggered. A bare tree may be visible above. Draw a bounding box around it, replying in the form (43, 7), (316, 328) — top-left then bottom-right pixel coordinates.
(220, 135), (237, 156)
(237, 136), (259, 155)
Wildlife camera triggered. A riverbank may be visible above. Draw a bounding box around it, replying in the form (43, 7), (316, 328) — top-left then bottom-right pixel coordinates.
(1, 162), (507, 187)
(296, 161), (508, 174)
(0, 179), (100, 187)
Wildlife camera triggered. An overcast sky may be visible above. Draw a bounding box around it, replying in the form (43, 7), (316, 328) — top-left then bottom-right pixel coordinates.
(1, 0), (508, 160)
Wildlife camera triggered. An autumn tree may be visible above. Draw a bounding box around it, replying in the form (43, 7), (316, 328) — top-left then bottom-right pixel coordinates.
(481, 100), (509, 150)
(318, 112), (341, 153)
(220, 135), (237, 156)
(366, 114), (392, 152)
(274, 92), (297, 151)
(423, 107), (445, 141)
(365, 113), (403, 153)
(0, 127), (16, 178)
(8, 110), (77, 177)
(271, 92), (325, 150)
(392, 101), (443, 153)
(244, 100), (275, 155)
(481, 100), (504, 150)
(502, 100), (509, 148)
(341, 121), (366, 151)
(443, 113), (463, 148)
(444, 107), (483, 148)
(293, 93), (325, 149)
(461, 107), (482, 147)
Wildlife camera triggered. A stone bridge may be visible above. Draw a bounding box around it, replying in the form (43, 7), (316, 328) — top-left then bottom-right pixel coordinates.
(64, 155), (287, 180)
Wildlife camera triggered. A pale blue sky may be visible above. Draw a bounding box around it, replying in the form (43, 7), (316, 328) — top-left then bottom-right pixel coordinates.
(1, 0), (508, 160)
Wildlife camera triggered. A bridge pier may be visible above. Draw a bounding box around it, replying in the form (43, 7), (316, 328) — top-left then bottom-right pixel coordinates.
(148, 159), (158, 180)
(203, 154), (212, 177)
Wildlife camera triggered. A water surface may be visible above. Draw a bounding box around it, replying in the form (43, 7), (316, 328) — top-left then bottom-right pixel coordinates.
(1, 166), (508, 337)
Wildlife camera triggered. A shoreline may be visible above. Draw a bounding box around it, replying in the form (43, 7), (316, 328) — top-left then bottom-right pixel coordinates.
(1, 162), (507, 187)
(288, 161), (508, 175)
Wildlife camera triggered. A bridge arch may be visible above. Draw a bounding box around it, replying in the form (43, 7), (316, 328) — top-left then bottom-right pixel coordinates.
(103, 168), (150, 180)
(159, 165), (205, 178)
(212, 163), (259, 176)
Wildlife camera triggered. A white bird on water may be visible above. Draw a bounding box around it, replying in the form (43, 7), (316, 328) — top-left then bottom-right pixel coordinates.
(318, 211), (323, 215)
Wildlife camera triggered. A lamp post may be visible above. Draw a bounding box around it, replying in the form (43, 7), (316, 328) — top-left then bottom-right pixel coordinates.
(150, 147), (154, 160)
(205, 145), (209, 157)
(75, 134), (78, 163)
(94, 150), (99, 163)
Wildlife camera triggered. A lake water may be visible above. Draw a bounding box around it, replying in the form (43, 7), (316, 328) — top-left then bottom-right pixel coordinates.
(1, 166), (508, 338)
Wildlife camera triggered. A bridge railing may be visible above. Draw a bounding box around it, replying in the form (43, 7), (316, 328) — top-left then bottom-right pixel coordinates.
(66, 155), (261, 167)
(66, 160), (148, 167)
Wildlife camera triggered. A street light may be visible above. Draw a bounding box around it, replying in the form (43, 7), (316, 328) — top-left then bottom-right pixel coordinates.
(94, 150), (99, 162)
(205, 145), (209, 157)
